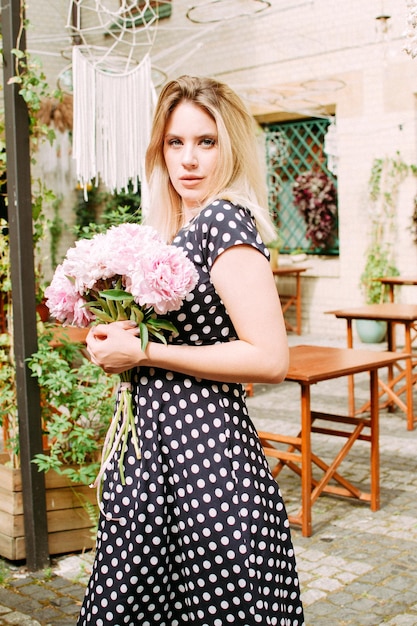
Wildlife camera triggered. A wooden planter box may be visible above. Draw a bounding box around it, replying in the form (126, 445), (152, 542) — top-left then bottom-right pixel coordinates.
(0, 454), (97, 561)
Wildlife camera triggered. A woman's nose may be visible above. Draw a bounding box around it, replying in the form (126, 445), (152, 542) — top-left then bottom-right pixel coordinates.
(182, 144), (197, 167)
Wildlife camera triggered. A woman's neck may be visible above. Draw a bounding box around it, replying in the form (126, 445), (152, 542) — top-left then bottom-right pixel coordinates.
(181, 205), (201, 227)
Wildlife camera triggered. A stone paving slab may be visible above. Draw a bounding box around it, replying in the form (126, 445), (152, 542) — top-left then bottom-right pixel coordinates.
(0, 335), (415, 625)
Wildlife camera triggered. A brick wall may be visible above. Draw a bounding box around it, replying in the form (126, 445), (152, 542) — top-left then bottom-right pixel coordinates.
(23, 0), (417, 338)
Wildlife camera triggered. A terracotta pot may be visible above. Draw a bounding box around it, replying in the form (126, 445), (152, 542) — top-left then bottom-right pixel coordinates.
(49, 325), (89, 346)
(36, 300), (50, 322)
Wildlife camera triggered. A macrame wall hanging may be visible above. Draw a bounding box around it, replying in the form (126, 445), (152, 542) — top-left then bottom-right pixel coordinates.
(66, 1), (167, 194)
(71, 46), (155, 194)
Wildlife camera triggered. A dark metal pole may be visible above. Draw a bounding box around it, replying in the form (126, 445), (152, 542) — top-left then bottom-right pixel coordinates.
(1, 0), (49, 569)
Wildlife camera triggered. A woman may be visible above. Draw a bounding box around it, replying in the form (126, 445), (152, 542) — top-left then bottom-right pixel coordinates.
(79, 75), (304, 625)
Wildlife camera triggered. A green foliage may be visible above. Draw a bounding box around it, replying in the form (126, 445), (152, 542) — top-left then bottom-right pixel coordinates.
(9, 47), (60, 139)
(26, 328), (118, 484)
(49, 194), (64, 268)
(361, 154), (417, 303)
(368, 154), (416, 205)
(72, 184), (142, 242)
(102, 182), (142, 218)
(266, 237), (282, 250)
(28, 179), (57, 302)
(73, 491), (100, 543)
(411, 196), (417, 244)
(360, 245), (399, 304)
(0, 220), (11, 295)
(0, 560), (11, 587)
(0, 333), (19, 468)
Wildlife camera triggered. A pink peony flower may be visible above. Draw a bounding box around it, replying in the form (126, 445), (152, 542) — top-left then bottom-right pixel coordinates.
(100, 223), (162, 278)
(62, 236), (107, 294)
(128, 245), (198, 315)
(45, 264), (94, 327)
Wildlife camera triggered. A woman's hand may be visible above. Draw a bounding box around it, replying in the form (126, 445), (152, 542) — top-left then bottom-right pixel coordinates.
(86, 320), (145, 374)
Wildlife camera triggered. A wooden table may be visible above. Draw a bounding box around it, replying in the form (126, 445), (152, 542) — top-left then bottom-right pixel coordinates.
(273, 266), (308, 335)
(376, 276), (417, 352)
(258, 345), (402, 537)
(329, 304), (417, 430)
(376, 276), (417, 302)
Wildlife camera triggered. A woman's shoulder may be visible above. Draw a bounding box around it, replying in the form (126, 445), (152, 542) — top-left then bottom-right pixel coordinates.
(194, 198), (267, 262)
(198, 199), (255, 226)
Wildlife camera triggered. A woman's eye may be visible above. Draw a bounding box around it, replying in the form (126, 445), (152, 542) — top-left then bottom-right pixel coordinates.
(168, 138), (182, 146)
(201, 138), (216, 147)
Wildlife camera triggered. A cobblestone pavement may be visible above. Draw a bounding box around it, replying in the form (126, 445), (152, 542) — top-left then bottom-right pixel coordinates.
(0, 335), (416, 625)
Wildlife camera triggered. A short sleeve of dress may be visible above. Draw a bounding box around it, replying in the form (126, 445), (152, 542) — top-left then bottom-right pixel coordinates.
(194, 199), (269, 270)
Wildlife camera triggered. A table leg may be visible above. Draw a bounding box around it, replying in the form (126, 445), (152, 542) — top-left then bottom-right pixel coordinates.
(369, 369), (380, 511)
(295, 273), (302, 335)
(404, 323), (415, 431)
(388, 284), (394, 303)
(346, 320), (356, 416)
(384, 321), (395, 410)
(300, 383), (312, 536)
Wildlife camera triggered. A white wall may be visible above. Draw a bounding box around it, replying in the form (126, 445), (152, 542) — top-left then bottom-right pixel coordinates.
(24, 0), (417, 336)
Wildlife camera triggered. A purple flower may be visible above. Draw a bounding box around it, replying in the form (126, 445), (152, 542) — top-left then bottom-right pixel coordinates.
(292, 170), (337, 249)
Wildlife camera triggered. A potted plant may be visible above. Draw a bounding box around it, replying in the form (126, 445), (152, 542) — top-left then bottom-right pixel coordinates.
(357, 154), (416, 342)
(358, 243), (398, 342)
(266, 235), (282, 270)
(0, 324), (117, 560)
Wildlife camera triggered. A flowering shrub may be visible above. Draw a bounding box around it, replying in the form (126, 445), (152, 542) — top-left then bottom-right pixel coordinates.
(292, 169), (337, 250)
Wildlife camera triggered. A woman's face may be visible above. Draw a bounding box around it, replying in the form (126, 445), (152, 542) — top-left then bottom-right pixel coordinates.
(163, 101), (219, 213)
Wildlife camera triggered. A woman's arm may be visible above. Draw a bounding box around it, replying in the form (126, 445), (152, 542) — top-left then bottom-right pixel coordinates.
(87, 245), (289, 384)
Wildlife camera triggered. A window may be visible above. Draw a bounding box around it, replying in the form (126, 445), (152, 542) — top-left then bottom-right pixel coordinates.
(265, 118), (339, 255)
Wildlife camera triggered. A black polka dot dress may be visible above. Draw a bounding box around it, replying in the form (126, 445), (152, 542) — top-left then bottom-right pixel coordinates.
(78, 201), (304, 626)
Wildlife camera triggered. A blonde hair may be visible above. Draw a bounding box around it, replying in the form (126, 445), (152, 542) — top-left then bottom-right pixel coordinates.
(144, 75), (276, 243)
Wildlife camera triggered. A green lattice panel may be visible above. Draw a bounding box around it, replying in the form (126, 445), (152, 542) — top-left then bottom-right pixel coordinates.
(265, 119), (339, 255)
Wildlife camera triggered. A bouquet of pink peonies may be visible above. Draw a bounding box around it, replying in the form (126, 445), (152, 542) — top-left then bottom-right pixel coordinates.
(45, 223), (198, 494)
(45, 223), (198, 345)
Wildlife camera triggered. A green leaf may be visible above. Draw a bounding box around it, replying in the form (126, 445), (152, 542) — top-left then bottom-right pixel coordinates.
(139, 322), (149, 352)
(147, 318), (178, 333)
(87, 308), (114, 323)
(106, 297), (118, 318)
(131, 307), (144, 324)
(7, 76), (22, 85)
(116, 300), (128, 320)
(147, 328), (167, 344)
(99, 289), (134, 302)
(11, 48), (25, 59)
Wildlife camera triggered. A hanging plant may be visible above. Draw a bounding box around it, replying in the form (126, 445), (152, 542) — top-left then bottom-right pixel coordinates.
(411, 195), (417, 243)
(360, 154), (417, 304)
(292, 169), (337, 250)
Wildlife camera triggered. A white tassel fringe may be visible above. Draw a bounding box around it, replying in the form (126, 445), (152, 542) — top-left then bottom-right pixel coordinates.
(72, 46), (156, 194)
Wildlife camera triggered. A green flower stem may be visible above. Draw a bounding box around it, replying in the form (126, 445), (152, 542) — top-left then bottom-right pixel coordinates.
(91, 372), (141, 523)
(115, 381), (141, 483)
